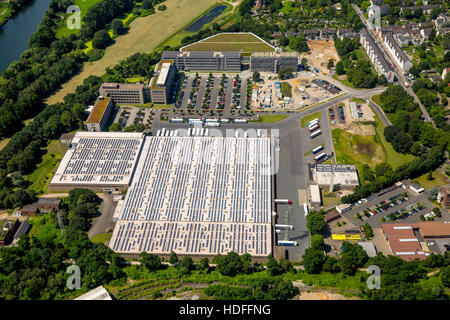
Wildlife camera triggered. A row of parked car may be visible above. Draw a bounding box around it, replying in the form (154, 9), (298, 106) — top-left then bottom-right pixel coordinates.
(384, 204), (425, 221)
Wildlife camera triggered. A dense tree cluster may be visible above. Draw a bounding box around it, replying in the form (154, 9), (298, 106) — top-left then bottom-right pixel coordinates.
(334, 37), (381, 88)
(361, 252), (450, 300)
(342, 86), (450, 204)
(0, 189), (126, 299)
(306, 210), (326, 235)
(80, 0), (136, 40)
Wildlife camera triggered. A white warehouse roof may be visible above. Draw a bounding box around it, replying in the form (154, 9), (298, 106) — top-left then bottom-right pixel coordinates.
(109, 136), (273, 257)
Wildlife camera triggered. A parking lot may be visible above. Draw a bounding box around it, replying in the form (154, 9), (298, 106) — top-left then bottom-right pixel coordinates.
(301, 110), (334, 165)
(173, 73), (249, 118)
(112, 106), (153, 130)
(342, 188), (436, 228)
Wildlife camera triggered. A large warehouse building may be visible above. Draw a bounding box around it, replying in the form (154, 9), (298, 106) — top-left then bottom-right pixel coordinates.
(49, 132), (145, 191)
(109, 135), (273, 258)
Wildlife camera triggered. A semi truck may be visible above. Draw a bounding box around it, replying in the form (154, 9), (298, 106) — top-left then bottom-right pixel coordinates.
(169, 118), (183, 123)
(275, 199), (292, 204)
(275, 224), (294, 230)
(233, 119), (247, 124)
(307, 118), (319, 126)
(278, 241), (298, 246)
(308, 124), (320, 132)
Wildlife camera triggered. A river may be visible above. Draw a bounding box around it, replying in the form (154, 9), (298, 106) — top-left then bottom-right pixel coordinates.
(0, 0), (52, 73)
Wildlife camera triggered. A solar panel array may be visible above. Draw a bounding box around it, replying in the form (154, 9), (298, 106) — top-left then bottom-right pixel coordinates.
(110, 136), (272, 257)
(50, 133), (144, 186)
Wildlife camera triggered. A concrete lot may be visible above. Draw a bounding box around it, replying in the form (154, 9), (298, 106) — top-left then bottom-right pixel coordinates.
(88, 193), (118, 239)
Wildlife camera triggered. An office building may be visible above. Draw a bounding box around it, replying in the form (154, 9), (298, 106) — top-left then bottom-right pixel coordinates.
(99, 83), (150, 105)
(162, 51), (241, 72)
(85, 96), (114, 132)
(250, 52), (298, 73)
(149, 59), (176, 104)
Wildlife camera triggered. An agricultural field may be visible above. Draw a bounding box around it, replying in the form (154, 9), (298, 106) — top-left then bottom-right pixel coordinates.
(46, 0), (216, 105)
(181, 32), (276, 53)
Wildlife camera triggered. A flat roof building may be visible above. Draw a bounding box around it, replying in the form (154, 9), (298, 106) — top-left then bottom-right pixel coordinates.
(99, 82), (150, 105)
(313, 164), (360, 190)
(149, 59), (176, 104)
(109, 136), (273, 258)
(324, 210), (341, 223)
(382, 223), (431, 261)
(308, 184), (321, 208)
(49, 132), (145, 191)
(75, 286), (112, 300)
(162, 51), (241, 72)
(85, 97), (114, 132)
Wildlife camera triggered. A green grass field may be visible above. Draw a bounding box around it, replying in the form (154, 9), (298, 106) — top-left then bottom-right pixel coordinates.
(300, 112), (321, 127)
(252, 114), (288, 123)
(332, 127), (384, 170)
(321, 190), (340, 207)
(372, 113), (416, 169)
(414, 169), (448, 190)
(183, 42), (275, 52)
(182, 32), (275, 53)
(91, 233), (112, 243)
(25, 140), (67, 195)
(281, 82), (292, 97)
(201, 33), (262, 43)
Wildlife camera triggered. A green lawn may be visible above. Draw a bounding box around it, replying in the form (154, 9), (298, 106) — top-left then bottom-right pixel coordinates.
(371, 94), (382, 106)
(414, 169), (448, 190)
(372, 113), (416, 169)
(321, 190), (340, 208)
(91, 233), (112, 243)
(280, 82), (292, 97)
(25, 140), (67, 195)
(300, 112), (321, 127)
(332, 127), (384, 171)
(253, 114), (288, 123)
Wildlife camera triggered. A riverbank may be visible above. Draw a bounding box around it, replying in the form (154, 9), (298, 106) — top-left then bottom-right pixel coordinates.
(0, 1), (11, 28)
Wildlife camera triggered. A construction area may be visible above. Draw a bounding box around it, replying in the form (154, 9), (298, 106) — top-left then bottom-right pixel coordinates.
(250, 72), (343, 110)
(301, 40), (341, 76)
